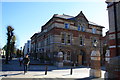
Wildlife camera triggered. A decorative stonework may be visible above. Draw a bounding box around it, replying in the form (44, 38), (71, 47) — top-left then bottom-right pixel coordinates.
(30, 11), (104, 66)
(105, 50), (110, 63)
(90, 50), (101, 78)
(57, 52), (63, 67)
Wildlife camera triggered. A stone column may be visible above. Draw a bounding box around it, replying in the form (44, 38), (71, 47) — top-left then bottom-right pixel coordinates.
(105, 50), (110, 78)
(57, 52), (63, 67)
(105, 50), (110, 63)
(90, 50), (101, 78)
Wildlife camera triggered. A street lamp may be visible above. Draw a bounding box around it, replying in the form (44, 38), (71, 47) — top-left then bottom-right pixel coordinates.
(20, 47), (23, 57)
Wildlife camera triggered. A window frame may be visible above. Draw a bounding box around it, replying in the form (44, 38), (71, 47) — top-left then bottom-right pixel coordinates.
(78, 25), (81, 31)
(80, 36), (84, 46)
(61, 33), (66, 44)
(67, 34), (71, 44)
(64, 23), (70, 29)
(92, 28), (96, 34)
(81, 26), (85, 32)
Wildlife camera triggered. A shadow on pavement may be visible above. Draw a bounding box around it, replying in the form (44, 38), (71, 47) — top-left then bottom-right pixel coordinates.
(75, 77), (104, 80)
(1, 78), (96, 80)
(2, 58), (90, 71)
(0, 72), (23, 77)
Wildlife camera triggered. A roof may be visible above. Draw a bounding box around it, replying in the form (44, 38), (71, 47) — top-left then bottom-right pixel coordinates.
(30, 32), (39, 39)
(54, 14), (74, 19)
(54, 13), (104, 28)
(89, 21), (104, 28)
(42, 11), (104, 29)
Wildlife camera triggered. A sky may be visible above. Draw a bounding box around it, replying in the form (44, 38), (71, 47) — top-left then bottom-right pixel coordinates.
(0, 0), (109, 49)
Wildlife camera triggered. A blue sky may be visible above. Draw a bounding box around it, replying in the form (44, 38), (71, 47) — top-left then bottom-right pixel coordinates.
(1, 1), (109, 49)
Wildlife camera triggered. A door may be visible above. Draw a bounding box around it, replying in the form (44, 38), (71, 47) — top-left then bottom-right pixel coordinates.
(78, 55), (82, 65)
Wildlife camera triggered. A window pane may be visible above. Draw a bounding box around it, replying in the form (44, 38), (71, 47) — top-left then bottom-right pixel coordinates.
(80, 37), (84, 45)
(67, 35), (71, 43)
(61, 34), (65, 43)
(65, 23), (69, 29)
(92, 28), (96, 34)
(78, 26), (81, 31)
(81, 26), (85, 32)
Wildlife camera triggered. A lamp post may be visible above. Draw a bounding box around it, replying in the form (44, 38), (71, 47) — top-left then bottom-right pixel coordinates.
(20, 47), (23, 57)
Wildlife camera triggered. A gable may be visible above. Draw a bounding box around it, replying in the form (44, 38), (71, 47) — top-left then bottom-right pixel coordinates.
(75, 11), (88, 23)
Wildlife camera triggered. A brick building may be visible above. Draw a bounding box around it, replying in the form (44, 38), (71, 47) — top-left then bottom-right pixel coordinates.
(106, 2), (120, 58)
(30, 11), (104, 66)
(106, 1), (120, 79)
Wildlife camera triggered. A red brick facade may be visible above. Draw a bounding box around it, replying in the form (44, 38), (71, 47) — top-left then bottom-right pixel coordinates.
(106, 1), (120, 79)
(30, 11), (104, 66)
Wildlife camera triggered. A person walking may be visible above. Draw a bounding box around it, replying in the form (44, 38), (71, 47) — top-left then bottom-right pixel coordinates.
(23, 54), (30, 74)
(19, 56), (23, 66)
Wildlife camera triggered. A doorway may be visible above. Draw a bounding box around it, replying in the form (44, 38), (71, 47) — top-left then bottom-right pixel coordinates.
(78, 50), (86, 65)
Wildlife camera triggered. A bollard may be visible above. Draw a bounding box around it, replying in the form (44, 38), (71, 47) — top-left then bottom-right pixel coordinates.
(70, 67), (72, 75)
(45, 65), (47, 75)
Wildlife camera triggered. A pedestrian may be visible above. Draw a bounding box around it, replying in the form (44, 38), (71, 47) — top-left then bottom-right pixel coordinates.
(19, 56), (23, 66)
(23, 54), (30, 74)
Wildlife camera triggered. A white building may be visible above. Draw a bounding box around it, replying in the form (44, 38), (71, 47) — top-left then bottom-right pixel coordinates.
(23, 40), (31, 56)
(0, 49), (6, 57)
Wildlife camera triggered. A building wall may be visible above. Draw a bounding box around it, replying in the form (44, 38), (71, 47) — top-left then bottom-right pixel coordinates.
(30, 12), (104, 66)
(108, 2), (120, 57)
(31, 28), (102, 66)
(106, 2), (120, 79)
(23, 40), (31, 56)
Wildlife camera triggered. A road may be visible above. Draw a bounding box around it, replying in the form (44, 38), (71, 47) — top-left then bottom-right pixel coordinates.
(0, 58), (105, 80)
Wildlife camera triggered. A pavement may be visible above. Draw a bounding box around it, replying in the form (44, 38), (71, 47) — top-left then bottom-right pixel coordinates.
(0, 58), (106, 80)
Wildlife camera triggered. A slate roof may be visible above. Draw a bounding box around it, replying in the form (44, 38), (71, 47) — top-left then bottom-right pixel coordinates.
(54, 13), (104, 28)
(55, 14), (74, 19)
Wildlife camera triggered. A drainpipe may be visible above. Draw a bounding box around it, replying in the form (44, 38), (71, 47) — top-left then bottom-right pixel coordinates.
(113, 2), (119, 56)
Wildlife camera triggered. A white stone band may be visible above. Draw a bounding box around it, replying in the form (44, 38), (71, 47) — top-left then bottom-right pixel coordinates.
(109, 45), (120, 48)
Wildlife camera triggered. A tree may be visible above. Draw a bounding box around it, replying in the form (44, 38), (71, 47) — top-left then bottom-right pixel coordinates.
(16, 49), (22, 57)
(5, 26), (14, 64)
(2, 45), (7, 51)
(10, 35), (16, 60)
